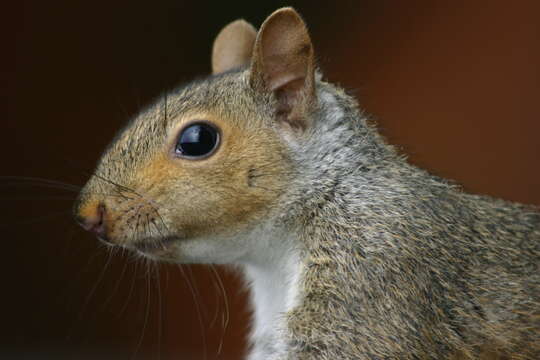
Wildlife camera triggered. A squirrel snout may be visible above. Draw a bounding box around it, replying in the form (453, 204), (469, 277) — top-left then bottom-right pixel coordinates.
(75, 203), (111, 244)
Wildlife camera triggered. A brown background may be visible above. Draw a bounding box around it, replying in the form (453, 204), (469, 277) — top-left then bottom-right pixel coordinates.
(6, 1), (539, 359)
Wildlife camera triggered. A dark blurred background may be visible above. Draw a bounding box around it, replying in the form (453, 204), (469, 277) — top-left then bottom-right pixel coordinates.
(6, 1), (540, 359)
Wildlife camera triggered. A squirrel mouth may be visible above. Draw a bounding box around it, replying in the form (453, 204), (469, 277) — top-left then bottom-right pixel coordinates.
(133, 236), (179, 254)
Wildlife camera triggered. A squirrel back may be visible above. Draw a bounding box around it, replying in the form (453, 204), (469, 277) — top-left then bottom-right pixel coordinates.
(74, 8), (540, 360)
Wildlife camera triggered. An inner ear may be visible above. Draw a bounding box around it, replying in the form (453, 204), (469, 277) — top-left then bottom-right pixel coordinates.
(212, 19), (257, 75)
(250, 8), (316, 131)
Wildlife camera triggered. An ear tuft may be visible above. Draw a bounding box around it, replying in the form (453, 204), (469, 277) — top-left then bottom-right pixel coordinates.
(250, 8), (316, 132)
(212, 19), (257, 75)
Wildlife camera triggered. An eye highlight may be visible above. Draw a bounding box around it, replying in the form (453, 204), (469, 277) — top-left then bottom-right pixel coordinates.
(174, 122), (220, 159)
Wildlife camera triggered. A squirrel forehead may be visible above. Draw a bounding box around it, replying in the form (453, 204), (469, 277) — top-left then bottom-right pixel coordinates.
(164, 69), (262, 122)
(136, 69), (263, 131)
(95, 70), (270, 177)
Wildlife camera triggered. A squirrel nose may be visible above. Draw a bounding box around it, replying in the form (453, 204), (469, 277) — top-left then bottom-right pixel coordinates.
(75, 203), (111, 244)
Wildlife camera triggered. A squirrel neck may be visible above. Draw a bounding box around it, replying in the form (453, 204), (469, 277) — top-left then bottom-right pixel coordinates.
(240, 82), (466, 359)
(240, 83), (465, 358)
(240, 225), (303, 360)
(239, 84), (409, 359)
(280, 81), (406, 222)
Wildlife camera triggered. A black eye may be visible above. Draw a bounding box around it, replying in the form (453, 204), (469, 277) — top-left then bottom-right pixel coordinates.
(175, 122), (220, 158)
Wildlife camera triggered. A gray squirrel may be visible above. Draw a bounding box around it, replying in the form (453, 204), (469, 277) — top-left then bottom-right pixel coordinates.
(74, 8), (540, 359)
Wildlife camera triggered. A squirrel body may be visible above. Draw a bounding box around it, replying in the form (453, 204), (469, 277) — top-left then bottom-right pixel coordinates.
(75, 8), (540, 359)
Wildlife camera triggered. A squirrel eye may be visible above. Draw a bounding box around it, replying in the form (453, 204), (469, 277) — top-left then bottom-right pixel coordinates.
(175, 122), (220, 159)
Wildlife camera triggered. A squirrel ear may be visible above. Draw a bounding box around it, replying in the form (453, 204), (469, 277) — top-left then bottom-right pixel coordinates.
(212, 19), (257, 75)
(250, 8), (316, 132)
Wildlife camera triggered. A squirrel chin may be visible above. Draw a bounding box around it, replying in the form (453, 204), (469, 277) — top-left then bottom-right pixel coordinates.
(131, 236), (181, 256)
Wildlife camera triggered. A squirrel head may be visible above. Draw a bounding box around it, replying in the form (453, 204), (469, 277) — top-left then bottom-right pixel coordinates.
(74, 8), (319, 263)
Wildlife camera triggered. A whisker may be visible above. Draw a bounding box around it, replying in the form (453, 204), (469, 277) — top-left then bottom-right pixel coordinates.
(209, 264), (229, 357)
(132, 258), (152, 360)
(149, 205), (170, 233)
(2, 196), (76, 201)
(0, 210), (71, 228)
(92, 173), (142, 198)
(178, 265), (208, 360)
(135, 213), (142, 241)
(0, 175), (81, 189)
(149, 216), (168, 249)
(154, 261), (163, 360)
(210, 265), (230, 332)
(77, 247), (115, 323)
(99, 255), (129, 311)
(118, 259), (139, 318)
(145, 214), (152, 243)
(0, 178), (81, 193)
(0, 176), (137, 202)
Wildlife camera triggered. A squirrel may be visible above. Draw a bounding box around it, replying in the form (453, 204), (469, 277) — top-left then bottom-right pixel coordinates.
(74, 7), (540, 360)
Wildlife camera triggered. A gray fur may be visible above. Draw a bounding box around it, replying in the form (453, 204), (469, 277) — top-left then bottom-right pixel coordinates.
(75, 19), (539, 360)
(276, 82), (540, 359)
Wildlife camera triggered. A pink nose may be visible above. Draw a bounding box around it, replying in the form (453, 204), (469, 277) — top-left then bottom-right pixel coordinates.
(75, 203), (110, 244)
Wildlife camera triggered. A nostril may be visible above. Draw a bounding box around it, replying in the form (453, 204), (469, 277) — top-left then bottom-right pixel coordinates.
(76, 203), (109, 242)
(95, 204), (105, 228)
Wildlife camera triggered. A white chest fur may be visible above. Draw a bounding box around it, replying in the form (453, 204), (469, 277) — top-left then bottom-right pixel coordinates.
(241, 234), (303, 360)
